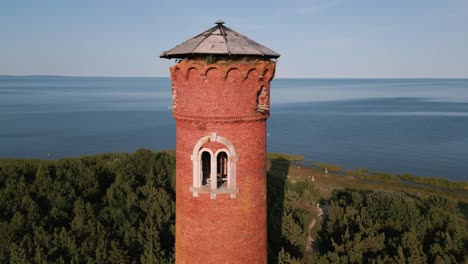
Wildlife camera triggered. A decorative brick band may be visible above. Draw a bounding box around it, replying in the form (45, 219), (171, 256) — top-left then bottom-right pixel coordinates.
(170, 58), (276, 82)
(173, 112), (268, 122)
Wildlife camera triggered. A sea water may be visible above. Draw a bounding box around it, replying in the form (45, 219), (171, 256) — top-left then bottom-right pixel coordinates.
(1, 76), (467, 180)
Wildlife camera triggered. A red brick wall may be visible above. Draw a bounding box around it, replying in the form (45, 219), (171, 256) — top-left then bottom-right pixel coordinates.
(170, 58), (276, 264)
(170, 59), (276, 122)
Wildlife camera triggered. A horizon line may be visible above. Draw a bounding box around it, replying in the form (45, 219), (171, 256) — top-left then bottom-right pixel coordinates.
(1, 74), (468, 79)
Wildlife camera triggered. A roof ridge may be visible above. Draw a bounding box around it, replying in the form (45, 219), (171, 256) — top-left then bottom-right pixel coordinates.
(220, 25), (230, 55)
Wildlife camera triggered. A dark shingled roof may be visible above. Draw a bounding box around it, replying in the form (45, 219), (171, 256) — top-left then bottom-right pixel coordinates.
(160, 20), (280, 59)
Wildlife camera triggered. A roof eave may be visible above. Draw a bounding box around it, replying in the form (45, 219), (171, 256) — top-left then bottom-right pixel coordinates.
(160, 52), (280, 60)
(160, 48), (280, 59)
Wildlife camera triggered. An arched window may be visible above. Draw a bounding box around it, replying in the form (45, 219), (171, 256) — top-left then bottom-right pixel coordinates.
(201, 151), (211, 186)
(190, 133), (239, 199)
(216, 151), (228, 188)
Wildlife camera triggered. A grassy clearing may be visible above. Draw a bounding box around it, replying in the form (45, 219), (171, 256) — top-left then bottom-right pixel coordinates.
(398, 173), (468, 190)
(267, 152), (304, 161)
(317, 162), (342, 173)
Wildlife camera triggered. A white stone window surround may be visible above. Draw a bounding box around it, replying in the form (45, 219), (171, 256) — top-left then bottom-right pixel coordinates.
(190, 132), (239, 199)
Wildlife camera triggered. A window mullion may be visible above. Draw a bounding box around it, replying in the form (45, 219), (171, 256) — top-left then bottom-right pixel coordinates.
(210, 154), (217, 191)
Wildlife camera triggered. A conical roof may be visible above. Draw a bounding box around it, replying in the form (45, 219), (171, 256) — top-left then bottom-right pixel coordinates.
(160, 20), (280, 59)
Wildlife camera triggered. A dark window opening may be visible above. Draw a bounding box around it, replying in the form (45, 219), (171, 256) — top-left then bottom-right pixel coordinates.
(217, 152), (228, 187)
(201, 151), (211, 185)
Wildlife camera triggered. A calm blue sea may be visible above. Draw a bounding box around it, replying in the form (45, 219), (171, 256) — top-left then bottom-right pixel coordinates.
(1, 76), (467, 181)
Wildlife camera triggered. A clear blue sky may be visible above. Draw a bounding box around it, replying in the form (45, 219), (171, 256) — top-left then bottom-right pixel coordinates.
(1, 0), (467, 78)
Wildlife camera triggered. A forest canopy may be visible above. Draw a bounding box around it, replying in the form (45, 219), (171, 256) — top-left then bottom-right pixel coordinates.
(314, 189), (467, 263)
(0, 150), (466, 263)
(0, 149), (175, 263)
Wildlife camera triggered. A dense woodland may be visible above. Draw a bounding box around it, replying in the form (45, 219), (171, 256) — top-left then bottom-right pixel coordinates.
(0, 150), (175, 263)
(0, 150), (467, 263)
(314, 190), (466, 263)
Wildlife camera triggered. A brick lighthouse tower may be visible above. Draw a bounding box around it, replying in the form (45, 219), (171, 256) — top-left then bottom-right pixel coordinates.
(160, 20), (280, 263)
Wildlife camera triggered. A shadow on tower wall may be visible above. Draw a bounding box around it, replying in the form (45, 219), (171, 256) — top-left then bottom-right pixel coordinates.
(267, 158), (289, 263)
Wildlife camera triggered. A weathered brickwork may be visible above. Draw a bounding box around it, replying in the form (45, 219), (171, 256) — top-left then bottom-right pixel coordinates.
(171, 58), (276, 264)
(170, 58), (276, 121)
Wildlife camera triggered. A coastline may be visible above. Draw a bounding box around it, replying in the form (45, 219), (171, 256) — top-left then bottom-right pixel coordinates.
(266, 152), (468, 220)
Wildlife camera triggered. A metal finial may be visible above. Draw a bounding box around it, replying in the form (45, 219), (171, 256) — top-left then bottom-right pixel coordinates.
(215, 20), (225, 25)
